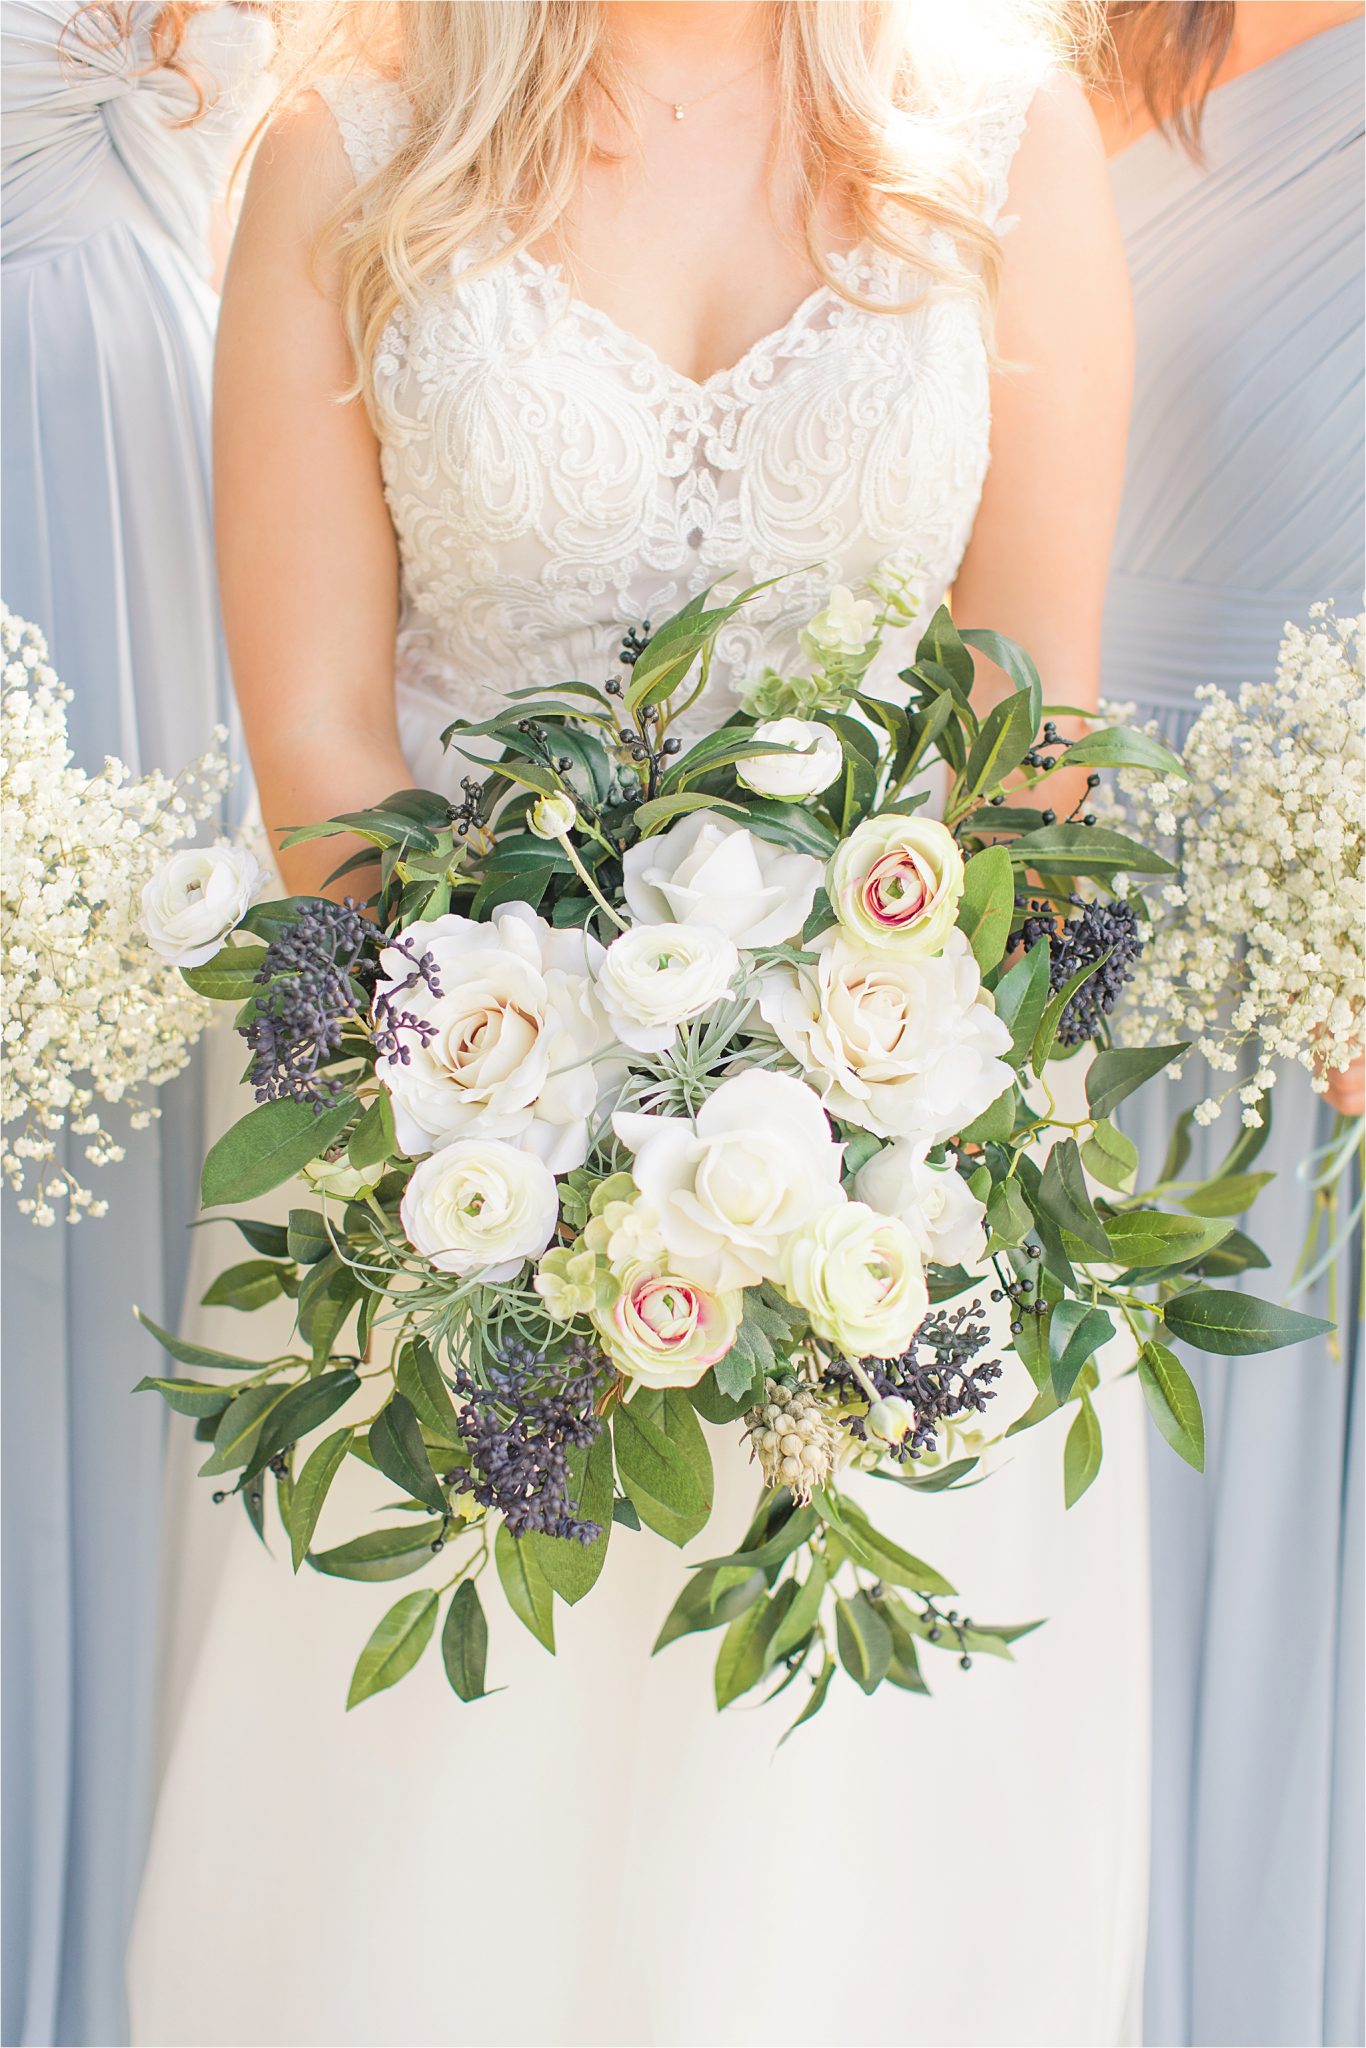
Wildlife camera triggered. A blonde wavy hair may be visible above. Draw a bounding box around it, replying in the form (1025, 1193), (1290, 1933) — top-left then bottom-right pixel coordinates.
(268, 0), (1094, 397)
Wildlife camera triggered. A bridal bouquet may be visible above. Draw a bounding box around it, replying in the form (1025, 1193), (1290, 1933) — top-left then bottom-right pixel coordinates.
(0, 604), (259, 1224)
(136, 584), (1330, 1728)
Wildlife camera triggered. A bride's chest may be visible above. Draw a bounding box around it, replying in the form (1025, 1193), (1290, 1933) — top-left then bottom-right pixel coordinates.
(371, 248), (993, 589)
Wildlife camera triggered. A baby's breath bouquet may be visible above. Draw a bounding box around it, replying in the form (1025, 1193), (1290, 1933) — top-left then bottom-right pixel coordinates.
(1112, 607), (1365, 1128)
(0, 606), (262, 1223)
(136, 585), (1331, 1730)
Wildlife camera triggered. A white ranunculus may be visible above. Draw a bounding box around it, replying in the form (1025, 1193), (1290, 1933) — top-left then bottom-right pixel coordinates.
(828, 813), (964, 954)
(593, 1263), (743, 1390)
(302, 1153), (379, 1203)
(758, 925), (1013, 1146)
(596, 921), (739, 1054)
(400, 1138), (558, 1281)
(622, 813), (822, 950)
(613, 1069), (845, 1293)
(374, 904), (616, 1172)
(804, 585), (879, 659)
(528, 792), (577, 840)
(855, 1139), (987, 1269)
(782, 1201), (928, 1361)
(737, 719), (843, 800)
(140, 844), (266, 968)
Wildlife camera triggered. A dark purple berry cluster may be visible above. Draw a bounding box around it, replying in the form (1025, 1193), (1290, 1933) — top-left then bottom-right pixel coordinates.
(244, 897), (375, 1109)
(827, 1302), (1003, 1460)
(1016, 896), (1144, 1047)
(372, 934), (444, 1067)
(450, 1335), (607, 1541)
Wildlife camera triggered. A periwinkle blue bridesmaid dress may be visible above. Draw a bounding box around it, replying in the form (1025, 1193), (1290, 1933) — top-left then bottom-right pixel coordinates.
(0, 6), (267, 2040)
(1102, 24), (1364, 2046)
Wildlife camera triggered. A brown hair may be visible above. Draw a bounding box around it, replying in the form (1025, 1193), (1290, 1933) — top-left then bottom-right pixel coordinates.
(1103, 1), (1236, 156)
(64, 3), (215, 124)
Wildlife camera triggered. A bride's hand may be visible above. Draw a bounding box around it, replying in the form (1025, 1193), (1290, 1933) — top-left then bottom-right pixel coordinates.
(1323, 1052), (1366, 1118)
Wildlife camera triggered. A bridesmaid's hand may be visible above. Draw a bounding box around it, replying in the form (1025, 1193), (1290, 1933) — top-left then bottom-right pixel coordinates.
(1323, 1052), (1366, 1118)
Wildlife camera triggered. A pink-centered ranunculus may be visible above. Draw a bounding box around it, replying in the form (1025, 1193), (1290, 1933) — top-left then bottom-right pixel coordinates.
(594, 1263), (742, 1389)
(828, 814), (964, 954)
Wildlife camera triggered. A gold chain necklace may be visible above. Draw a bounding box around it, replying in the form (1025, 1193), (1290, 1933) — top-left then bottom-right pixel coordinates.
(621, 53), (767, 121)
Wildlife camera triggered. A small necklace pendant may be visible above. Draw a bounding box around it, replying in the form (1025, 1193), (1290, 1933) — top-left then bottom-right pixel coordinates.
(672, 103), (685, 120)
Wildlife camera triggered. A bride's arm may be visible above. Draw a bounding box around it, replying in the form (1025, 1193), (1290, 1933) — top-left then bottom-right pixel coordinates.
(215, 101), (413, 898)
(952, 74), (1133, 816)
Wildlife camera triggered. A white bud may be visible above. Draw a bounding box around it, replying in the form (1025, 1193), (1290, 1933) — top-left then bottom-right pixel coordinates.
(528, 792), (577, 840)
(865, 1396), (913, 1446)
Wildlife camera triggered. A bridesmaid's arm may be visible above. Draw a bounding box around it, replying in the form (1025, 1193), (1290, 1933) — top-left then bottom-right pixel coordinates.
(214, 100), (412, 898)
(952, 73), (1133, 820)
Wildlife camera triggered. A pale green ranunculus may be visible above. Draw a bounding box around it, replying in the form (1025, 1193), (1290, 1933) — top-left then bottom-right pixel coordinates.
(827, 814), (964, 954)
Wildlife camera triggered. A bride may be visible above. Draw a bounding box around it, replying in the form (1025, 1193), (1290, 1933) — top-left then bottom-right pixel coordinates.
(132, 4), (1144, 2043)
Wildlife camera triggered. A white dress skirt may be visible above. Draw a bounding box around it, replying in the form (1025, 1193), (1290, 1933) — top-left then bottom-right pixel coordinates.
(130, 57), (1151, 2046)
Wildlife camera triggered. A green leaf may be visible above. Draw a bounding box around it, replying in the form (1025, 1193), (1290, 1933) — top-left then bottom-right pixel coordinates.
(1086, 1043), (1189, 1119)
(288, 1426), (352, 1570)
(959, 629), (1043, 731)
(347, 1091), (397, 1171)
(287, 1209), (332, 1265)
(1213, 1095), (1273, 1177)
(1103, 1210), (1231, 1273)
(1008, 823), (1174, 876)
(1179, 1171), (1275, 1219)
(1031, 950), (1112, 1077)
(1081, 1118), (1138, 1194)
(1136, 1342), (1205, 1471)
(1191, 1228), (1271, 1277)
(396, 1338), (463, 1445)
(992, 942), (1051, 1064)
(346, 1590), (439, 1708)
(441, 1580), (489, 1702)
(243, 1368), (359, 1482)
(1013, 1154), (1076, 1290)
(778, 1654), (836, 1745)
(767, 1558), (828, 1664)
(959, 1086), (1016, 1146)
(613, 1394), (710, 1545)
(527, 1431), (612, 1604)
(956, 846), (1016, 973)
(308, 1519), (443, 1582)
(633, 790), (746, 835)
(916, 606), (975, 697)
(495, 1522), (555, 1653)
(135, 1307), (294, 1377)
(965, 690), (1037, 796)
(200, 1259), (289, 1313)
(300, 1262), (362, 1368)
(1056, 726), (1186, 777)
(835, 1592), (893, 1694)
(368, 1393), (447, 1513)
(688, 1371), (752, 1425)
(713, 1285), (806, 1400)
(714, 1582), (796, 1708)
(197, 1382), (295, 1477)
(819, 1491), (955, 1596)
(180, 944), (271, 1000)
(692, 1503), (818, 1576)
(986, 1176), (1033, 1249)
(1036, 1139), (1112, 1259)
(201, 1095), (357, 1207)
(1063, 1395), (1103, 1508)
(133, 1374), (236, 1419)
(1049, 1301), (1116, 1402)
(654, 1564), (765, 1651)
(1162, 1288), (1334, 1356)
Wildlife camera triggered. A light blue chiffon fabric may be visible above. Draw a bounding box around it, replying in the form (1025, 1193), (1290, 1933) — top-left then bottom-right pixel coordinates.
(1103, 26), (1364, 2046)
(0, 6), (265, 2040)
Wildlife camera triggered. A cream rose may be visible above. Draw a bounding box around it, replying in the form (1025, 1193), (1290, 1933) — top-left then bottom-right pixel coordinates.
(828, 814), (964, 954)
(593, 1263), (742, 1390)
(622, 813), (822, 950)
(758, 925), (1012, 1146)
(400, 1139), (559, 1281)
(854, 1139), (987, 1269)
(374, 904), (616, 1172)
(140, 844), (266, 968)
(596, 921), (739, 1055)
(782, 1201), (928, 1361)
(737, 719), (843, 801)
(613, 1069), (845, 1293)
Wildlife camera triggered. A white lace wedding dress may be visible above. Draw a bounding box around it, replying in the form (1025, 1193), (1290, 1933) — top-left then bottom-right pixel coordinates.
(129, 69), (1150, 2048)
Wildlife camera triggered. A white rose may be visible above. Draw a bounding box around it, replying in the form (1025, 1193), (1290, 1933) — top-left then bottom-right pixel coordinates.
(737, 719), (843, 800)
(758, 925), (1012, 1146)
(613, 1069), (845, 1292)
(596, 921), (739, 1054)
(855, 1139), (987, 1269)
(528, 792), (577, 840)
(828, 813), (964, 954)
(782, 1201), (928, 1361)
(622, 813), (822, 949)
(593, 1264), (743, 1390)
(400, 1139), (558, 1281)
(140, 844), (266, 968)
(374, 904), (617, 1172)
(804, 585), (879, 659)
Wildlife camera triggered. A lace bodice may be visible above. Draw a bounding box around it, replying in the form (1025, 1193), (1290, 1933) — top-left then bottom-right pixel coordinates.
(316, 70), (1041, 781)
